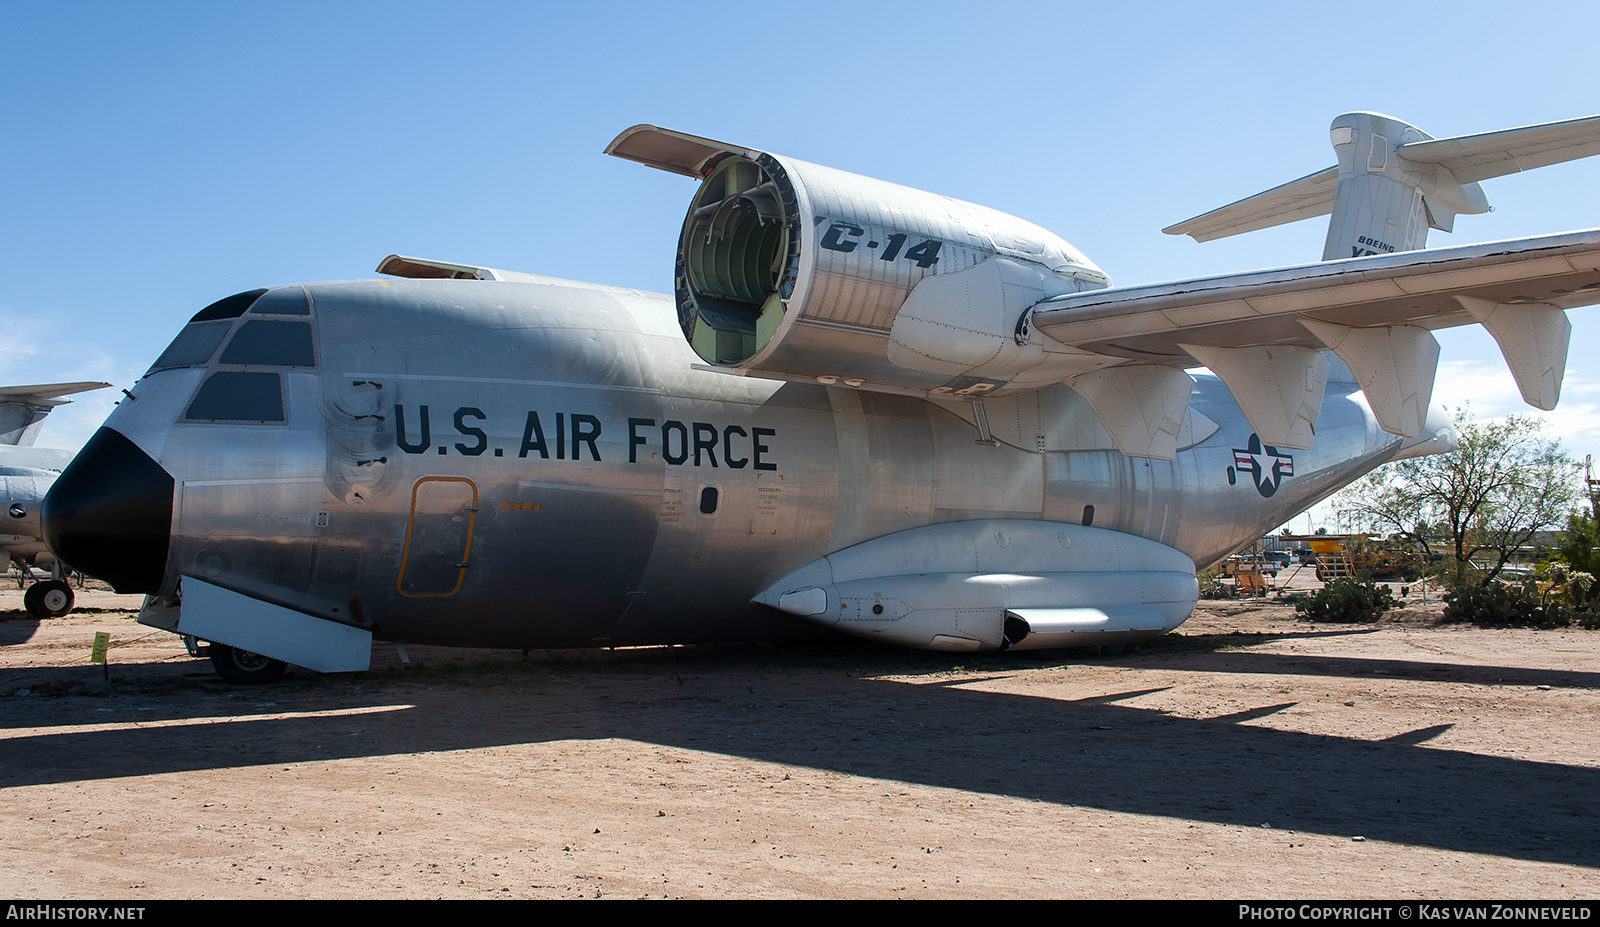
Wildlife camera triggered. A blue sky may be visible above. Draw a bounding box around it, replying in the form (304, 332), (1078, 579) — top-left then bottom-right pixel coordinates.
(6, 0), (1600, 492)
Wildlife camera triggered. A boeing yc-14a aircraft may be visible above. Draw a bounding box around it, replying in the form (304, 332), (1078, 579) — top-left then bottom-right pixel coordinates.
(40, 111), (1600, 682)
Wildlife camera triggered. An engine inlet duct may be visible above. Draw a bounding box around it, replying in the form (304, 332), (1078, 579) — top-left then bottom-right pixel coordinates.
(679, 155), (801, 366)
(609, 126), (1114, 399)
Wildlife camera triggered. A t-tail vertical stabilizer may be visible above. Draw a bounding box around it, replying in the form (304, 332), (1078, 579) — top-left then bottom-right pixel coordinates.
(1164, 111), (1600, 260)
(1151, 110), (1600, 443)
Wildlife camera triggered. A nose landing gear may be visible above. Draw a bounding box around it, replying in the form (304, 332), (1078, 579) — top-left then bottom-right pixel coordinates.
(208, 642), (287, 684)
(23, 579), (75, 618)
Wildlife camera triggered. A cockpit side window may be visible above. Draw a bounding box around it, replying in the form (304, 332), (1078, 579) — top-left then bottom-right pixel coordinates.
(147, 320), (232, 374)
(183, 371), (285, 423)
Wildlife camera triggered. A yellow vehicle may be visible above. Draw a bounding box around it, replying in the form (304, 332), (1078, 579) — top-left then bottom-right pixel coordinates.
(1294, 535), (1426, 581)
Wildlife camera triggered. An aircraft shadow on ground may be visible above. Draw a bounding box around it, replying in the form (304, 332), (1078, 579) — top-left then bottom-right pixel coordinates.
(3, 647), (1597, 869)
(1143, 649), (1600, 690)
(0, 615), (43, 646)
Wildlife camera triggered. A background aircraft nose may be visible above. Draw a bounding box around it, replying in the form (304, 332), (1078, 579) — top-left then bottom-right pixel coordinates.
(42, 427), (174, 594)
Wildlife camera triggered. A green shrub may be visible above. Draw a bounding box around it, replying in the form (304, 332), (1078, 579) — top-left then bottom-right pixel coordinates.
(1442, 580), (1585, 628)
(1295, 578), (1397, 623)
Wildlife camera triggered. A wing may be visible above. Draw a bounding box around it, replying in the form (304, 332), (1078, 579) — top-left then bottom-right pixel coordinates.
(0, 381), (111, 448)
(0, 381), (112, 404)
(1030, 229), (1600, 443)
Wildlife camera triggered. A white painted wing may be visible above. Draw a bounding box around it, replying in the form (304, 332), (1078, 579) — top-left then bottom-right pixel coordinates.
(1162, 166), (1339, 242)
(0, 381), (110, 405)
(1030, 228), (1600, 362)
(1397, 114), (1600, 184)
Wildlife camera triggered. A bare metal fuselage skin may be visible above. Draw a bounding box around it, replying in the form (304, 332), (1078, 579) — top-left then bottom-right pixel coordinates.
(1, 446), (72, 565)
(90, 277), (1403, 650)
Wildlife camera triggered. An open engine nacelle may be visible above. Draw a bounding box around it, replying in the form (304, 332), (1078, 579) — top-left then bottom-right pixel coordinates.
(608, 126), (1115, 399)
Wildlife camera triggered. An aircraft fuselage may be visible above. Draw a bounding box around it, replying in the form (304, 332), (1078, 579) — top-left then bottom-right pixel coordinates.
(47, 278), (1415, 652)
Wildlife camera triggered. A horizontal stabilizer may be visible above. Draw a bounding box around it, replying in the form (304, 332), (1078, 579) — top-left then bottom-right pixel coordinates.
(1397, 113), (1600, 184)
(1164, 167), (1338, 242)
(1166, 111), (1600, 257)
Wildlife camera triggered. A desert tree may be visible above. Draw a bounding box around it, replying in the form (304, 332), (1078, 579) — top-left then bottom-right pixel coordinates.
(1332, 408), (1577, 585)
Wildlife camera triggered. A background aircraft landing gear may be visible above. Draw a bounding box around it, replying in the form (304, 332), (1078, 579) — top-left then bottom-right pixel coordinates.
(23, 579), (74, 618)
(208, 643), (287, 685)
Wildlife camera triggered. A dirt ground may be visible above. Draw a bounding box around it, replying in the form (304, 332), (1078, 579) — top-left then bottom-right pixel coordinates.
(1, 571), (1596, 899)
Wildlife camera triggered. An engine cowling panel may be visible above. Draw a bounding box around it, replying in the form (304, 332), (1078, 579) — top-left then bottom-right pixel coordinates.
(675, 150), (1113, 397)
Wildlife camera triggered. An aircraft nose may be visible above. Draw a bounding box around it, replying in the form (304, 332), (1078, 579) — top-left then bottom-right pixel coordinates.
(42, 427), (174, 595)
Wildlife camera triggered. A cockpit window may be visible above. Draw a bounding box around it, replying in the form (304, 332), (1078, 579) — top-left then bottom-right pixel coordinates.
(147, 320), (232, 374)
(168, 287), (318, 424)
(219, 320), (316, 367)
(189, 289), (268, 322)
(183, 371), (285, 423)
(247, 286), (311, 315)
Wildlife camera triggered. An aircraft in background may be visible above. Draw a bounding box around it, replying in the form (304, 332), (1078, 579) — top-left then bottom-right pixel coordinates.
(1, 381), (110, 617)
(39, 110), (1600, 682)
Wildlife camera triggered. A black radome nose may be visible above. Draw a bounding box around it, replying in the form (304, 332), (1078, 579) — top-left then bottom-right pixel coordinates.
(42, 427), (174, 595)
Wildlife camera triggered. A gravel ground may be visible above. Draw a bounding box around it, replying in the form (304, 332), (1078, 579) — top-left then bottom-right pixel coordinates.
(1, 579), (1596, 899)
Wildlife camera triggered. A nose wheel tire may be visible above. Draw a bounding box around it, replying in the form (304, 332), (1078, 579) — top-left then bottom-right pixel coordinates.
(23, 580), (75, 618)
(208, 643), (287, 684)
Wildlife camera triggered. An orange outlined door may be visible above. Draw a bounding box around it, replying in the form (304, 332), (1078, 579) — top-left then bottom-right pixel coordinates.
(398, 477), (478, 597)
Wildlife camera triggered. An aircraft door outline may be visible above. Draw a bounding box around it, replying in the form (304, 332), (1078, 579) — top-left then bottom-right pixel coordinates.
(397, 476), (478, 598)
